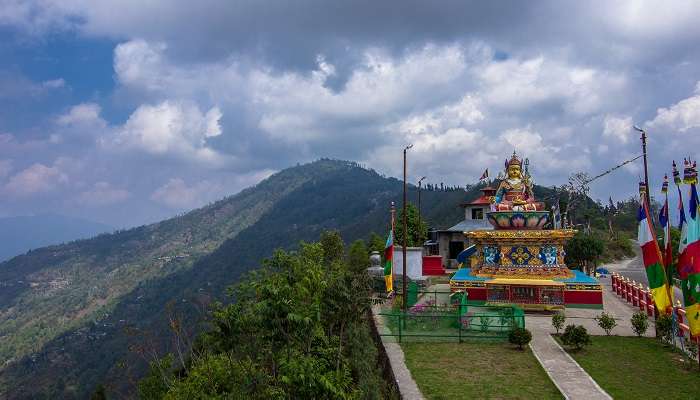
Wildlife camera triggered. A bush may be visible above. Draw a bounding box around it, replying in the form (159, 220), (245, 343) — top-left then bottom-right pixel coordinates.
(561, 324), (591, 350)
(631, 312), (649, 337)
(594, 312), (617, 336)
(509, 327), (532, 350)
(552, 312), (566, 335)
(655, 313), (674, 345)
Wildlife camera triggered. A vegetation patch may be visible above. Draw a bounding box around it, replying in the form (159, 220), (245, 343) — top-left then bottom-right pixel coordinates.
(561, 336), (700, 399)
(401, 342), (562, 400)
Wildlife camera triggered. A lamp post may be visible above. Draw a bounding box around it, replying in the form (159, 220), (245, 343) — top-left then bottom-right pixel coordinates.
(402, 144), (413, 311)
(418, 176), (426, 238)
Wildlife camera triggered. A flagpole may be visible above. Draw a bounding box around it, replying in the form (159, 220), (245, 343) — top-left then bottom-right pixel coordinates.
(635, 126), (654, 229)
(662, 176), (674, 313)
(391, 201), (396, 294)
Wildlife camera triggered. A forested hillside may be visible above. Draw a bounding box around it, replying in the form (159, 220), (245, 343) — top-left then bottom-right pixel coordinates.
(0, 159), (467, 399)
(0, 159), (634, 398)
(0, 215), (112, 262)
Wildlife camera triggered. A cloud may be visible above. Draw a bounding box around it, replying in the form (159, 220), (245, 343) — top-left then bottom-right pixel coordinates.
(110, 101), (226, 166)
(77, 182), (130, 206)
(3, 162), (68, 197)
(603, 115), (633, 143)
(57, 103), (106, 127)
(42, 78), (66, 89)
(0, 159), (12, 178)
(150, 178), (223, 209)
(646, 82), (700, 133)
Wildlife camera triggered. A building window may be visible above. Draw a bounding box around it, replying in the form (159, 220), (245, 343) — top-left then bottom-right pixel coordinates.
(449, 241), (465, 260)
(471, 208), (484, 220)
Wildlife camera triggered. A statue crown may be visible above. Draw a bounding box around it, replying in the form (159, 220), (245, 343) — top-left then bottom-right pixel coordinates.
(505, 151), (522, 170)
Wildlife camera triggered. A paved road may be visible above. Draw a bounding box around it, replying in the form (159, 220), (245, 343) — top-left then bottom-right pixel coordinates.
(603, 242), (683, 305)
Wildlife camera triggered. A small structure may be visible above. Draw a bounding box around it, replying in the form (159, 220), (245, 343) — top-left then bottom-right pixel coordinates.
(450, 151), (603, 310)
(435, 186), (494, 268)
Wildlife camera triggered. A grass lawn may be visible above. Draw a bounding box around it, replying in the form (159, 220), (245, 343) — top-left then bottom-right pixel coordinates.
(560, 335), (700, 399)
(401, 342), (562, 400)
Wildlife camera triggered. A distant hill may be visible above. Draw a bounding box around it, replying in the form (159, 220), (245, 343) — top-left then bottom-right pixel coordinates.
(0, 215), (112, 262)
(0, 159), (472, 399)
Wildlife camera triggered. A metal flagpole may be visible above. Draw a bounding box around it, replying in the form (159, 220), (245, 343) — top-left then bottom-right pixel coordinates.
(635, 126), (654, 229)
(390, 201), (396, 294)
(402, 144), (412, 311)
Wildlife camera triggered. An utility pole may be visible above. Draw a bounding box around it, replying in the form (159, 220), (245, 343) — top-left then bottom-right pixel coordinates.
(634, 126), (653, 227)
(418, 176), (426, 241)
(402, 144), (412, 311)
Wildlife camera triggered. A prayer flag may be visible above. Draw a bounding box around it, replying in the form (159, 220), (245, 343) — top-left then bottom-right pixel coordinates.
(638, 198), (672, 314)
(383, 230), (394, 293)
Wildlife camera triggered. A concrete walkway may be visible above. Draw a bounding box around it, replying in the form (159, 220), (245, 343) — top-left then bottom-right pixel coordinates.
(528, 324), (612, 400)
(371, 305), (425, 400)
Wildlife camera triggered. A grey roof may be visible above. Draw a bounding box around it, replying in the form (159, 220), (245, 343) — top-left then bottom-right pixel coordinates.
(442, 219), (493, 232)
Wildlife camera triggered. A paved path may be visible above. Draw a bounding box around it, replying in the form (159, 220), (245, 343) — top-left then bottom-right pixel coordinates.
(371, 305), (424, 400)
(528, 323), (612, 400)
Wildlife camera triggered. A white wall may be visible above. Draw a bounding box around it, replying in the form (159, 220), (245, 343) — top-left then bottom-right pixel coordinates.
(393, 246), (423, 280)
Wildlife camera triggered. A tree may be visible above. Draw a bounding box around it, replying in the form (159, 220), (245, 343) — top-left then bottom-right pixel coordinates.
(508, 328), (532, 350)
(631, 312), (649, 337)
(594, 312), (617, 336)
(320, 230), (345, 266)
(138, 231), (389, 399)
(368, 232), (385, 254)
(347, 239), (369, 274)
(564, 233), (604, 275)
(89, 384), (107, 400)
(561, 324), (591, 350)
(552, 312), (566, 335)
(394, 202), (428, 248)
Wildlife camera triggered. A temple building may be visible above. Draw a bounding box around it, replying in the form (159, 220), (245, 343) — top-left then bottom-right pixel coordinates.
(433, 186), (494, 268)
(449, 151), (603, 310)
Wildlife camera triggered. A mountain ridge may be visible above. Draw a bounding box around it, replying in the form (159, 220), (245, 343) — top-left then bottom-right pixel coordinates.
(0, 159), (470, 398)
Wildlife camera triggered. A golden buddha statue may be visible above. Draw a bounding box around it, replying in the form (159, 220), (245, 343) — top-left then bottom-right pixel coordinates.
(492, 151), (542, 211)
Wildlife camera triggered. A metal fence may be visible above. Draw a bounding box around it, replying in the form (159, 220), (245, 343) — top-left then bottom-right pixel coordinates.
(378, 289), (524, 342)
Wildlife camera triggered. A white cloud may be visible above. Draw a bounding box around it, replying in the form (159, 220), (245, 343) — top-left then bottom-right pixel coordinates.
(0, 159), (12, 178)
(42, 78), (65, 89)
(77, 182), (130, 206)
(603, 114), (633, 143)
(646, 82), (700, 133)
(3, 162), (68, 197)
(111, 101), (226, 165)
(150, 178), (222, 209)
(475, 56), (627, 116)
(57, 103), (105, 127)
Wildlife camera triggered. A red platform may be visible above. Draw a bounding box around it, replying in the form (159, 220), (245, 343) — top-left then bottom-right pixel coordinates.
(422, 255), (445, 276)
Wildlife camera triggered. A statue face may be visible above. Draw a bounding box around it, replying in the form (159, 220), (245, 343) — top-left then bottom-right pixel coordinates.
(507, 165), (521, 179)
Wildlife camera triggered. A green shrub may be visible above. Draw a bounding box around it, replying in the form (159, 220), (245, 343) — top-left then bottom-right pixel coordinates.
(552, 312), (566, 335)
(561, 324), (591, 350)
(631, 312), (649, 337)
(508, 327), (532, 350)
(594, 312), (617, 336)
(655, 313), (674, 345)
(479, 315), (491, 333)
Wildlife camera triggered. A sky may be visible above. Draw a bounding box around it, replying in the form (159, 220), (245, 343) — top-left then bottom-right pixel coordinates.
(1, 1), (700, 227)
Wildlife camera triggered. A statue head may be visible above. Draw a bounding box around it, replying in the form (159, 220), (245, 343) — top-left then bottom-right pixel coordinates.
(505, 151), (523, 180)
(507, 164), (522, 180)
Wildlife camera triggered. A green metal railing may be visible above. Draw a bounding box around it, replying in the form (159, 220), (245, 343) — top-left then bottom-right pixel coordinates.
(379, 289), (524, 342)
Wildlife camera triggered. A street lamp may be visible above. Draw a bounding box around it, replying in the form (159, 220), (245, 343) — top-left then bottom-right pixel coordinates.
(418, 176), (426, 236)
(402, 144), (412, 311)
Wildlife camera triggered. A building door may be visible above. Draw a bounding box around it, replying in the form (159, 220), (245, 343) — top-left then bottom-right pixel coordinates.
(449, 241), (465, 260)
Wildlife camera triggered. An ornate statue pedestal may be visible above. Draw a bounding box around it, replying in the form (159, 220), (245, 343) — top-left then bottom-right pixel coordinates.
(486, 211), (549, 230)
(450, 151), (603, 310)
